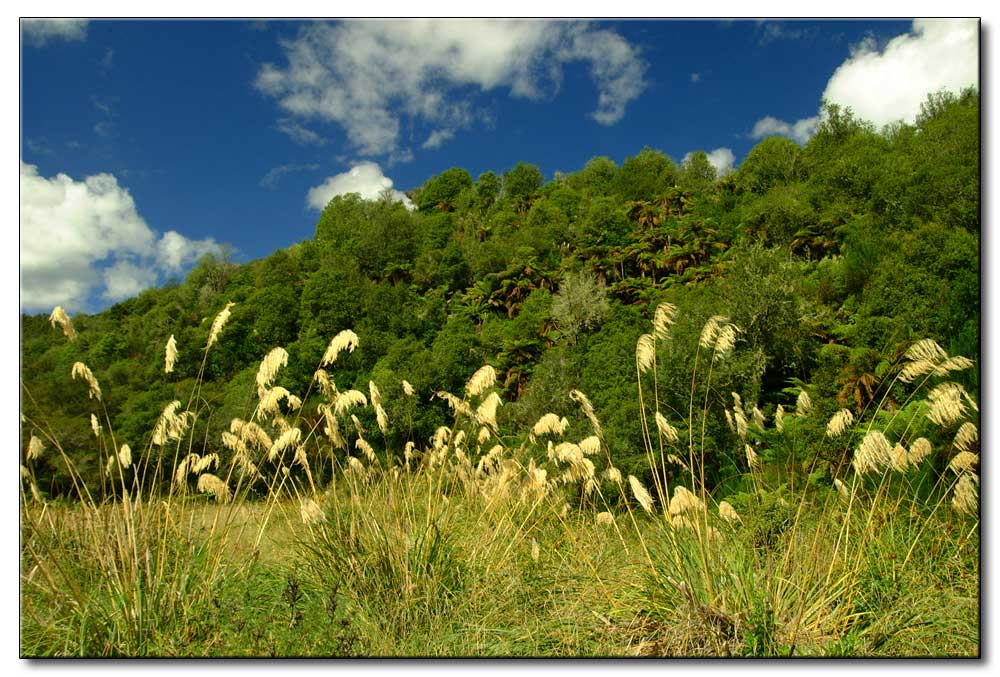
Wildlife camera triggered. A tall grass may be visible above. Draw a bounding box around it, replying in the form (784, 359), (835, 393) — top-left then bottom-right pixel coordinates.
(20, 301), (978, 656)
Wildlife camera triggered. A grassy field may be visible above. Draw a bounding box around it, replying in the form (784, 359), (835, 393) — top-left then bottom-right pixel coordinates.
(20, 307), (980, 657)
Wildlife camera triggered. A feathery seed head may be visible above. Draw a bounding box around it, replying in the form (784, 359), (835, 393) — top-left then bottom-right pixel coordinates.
(71, 362), (102, 401)
(890, 444), (909, 472)
(926, 382), (976, 427)
(435, 390), (474, 418)
(334, 390), (368, 417)
(49, 306), (77, 341)
(775, 405), (785, 433)
(952, 472), (979, 514)
(90, 414), (102, 438)
(465, 365), (497, 398)
(368, 380), (382, 408)
(670, 485), (704, 515)
(356, 437), (376, 463)
(905, 338), (948, 364)
(313, 369), (337, 397)
(596, 511), (615, 526)
(268, 427), (302, 462)
(27, 435), (45, 461)
(629, 475), (655, 513)
(636, 333), (656, 374)
(256, 347), (288, 395)
(321, 329), (359, 366)
(652, 302), (678, 341)
(826, 409), (855, 438)
(207, 302), (235, 349)
(118, 443), (132, 469)
(948, 451), (979, 475)
(604, 466), (623, 483)
(745, 444), (761, 471)
(402, 379), (415, 396)
(719, 501), (742, 524)
(713, 322), (738, 362)
(300, 497), (326, 525)
(935, 355), (974, 378)
(196, 473), (231, 502)
(152, 401), (192, 446)
(853, 430), (893, 474)
(953, 422), (979, 452)
(165, 335), (178, 374)
(833, 478), (850, 502)
(655, 412), (680, 443)
(908, 437), (933, 465)
(258, 386), (292, 417)
(795, 389), (812, 417)
(531, 413), (570, 440)
(699, 315), (726, 349)
(579, 435), (601, 456)
(476, 392), (502, 428)
(569, 389), (602, 437)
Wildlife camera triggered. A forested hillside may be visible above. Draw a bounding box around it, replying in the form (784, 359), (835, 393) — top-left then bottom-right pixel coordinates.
(20, 89), (979, 499)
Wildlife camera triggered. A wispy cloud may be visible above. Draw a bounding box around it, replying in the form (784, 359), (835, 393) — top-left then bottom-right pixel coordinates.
(277, 118), (327, 146)
(756, 21), (814, 46)
(19, 162), (220, 311)
(22, 18), (88, 46)
(259, 163), (320, 189)
(257, 20), (647, 157)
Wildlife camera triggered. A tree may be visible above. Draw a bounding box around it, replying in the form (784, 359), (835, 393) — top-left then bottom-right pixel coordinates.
(502, 162), (544, 212)
(736, 137), (802, 195)
(611, 147), (677, 202)
(416, 167), (474, 212)
(679, 150), (718, 192)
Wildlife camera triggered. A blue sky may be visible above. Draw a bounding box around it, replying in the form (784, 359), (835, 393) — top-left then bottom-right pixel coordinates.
(19, 18), (979, 314)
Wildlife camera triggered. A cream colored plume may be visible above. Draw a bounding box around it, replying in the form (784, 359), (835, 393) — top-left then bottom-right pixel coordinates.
(165, 334), (178, 374)
(256, 347), (289, 395)
(628, 475), (654, 513)
(321, 329), (359, 366)
(636, 333), (656, 374)
(207, 302), (235, 348)
(49, 306), (77, 341)
(826, 409), (855, 438)
(71, 362), (102, 401)
(465, 365), (497, 398)
(652, 302), (678, 341)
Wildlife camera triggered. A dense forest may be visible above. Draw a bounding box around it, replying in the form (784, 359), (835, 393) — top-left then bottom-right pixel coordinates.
(21, 88), (979, 502)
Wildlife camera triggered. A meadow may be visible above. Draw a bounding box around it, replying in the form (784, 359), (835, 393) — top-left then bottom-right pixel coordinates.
(20, 303), (979, 657)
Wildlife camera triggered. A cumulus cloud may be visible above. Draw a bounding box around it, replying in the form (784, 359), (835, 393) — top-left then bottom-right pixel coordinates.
(257, 20), (647, 157)
(19, 162), (220, 311)
(682, 148), (736, 178)
(705, 148), (735, 176)
(750, 19), (978, 146)
(750, 115), (819, 145)
(306, 162), (413, 210)
(22, 19), (88, 46)
(822, 18), (978, 127)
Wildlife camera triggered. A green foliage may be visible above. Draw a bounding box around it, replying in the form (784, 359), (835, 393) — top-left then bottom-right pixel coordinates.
(417, 167), (474, 212)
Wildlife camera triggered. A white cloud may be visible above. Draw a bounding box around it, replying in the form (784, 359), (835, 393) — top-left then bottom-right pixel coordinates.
(260, 163), (320, 189)
(257, 20), (647, 157)
(102, 261), (158, 301)
(22, 19), (88, 46)
(690, 72), (700, 83)
(750, 115), (819, 145)
(706, 148), (735, 176)
(422, 129), (455, 150)
(19, 163), (220, 311)
(277, 118), (327, 146)
(682, 148), (736, 178)
(822, 18), (978, 128)
(306, 162), (413, 210)
(750, 19), (978, 147)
